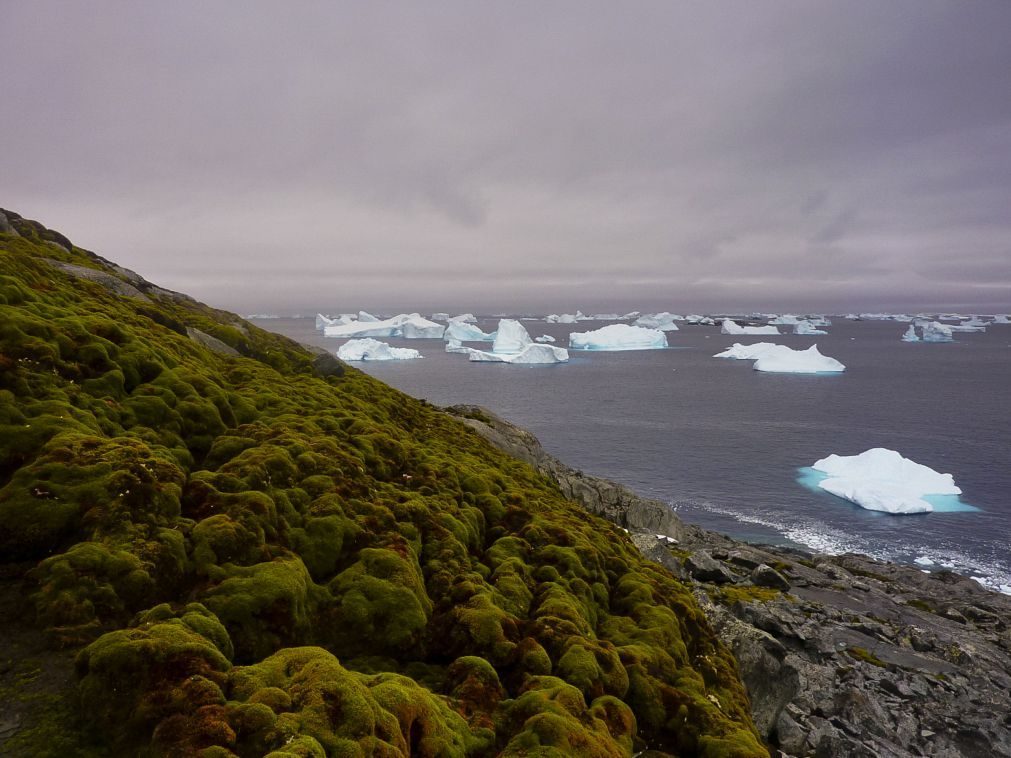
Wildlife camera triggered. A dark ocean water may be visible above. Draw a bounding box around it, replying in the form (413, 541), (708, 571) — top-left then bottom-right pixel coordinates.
(256, 316), (1011, 592)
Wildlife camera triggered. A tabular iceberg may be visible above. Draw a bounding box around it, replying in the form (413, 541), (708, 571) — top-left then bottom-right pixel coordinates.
(568, 323), (667, 350)
(811, 448), (961, 514)
(467, 344), (569, 364)
(324, 313), (445, 339)
(635, 312), (681, 331)
(337, 339), (422, 361)
(720, 319), (780, 336)
(713, 342), (782, 360)
(768, 314), (800, 325)
(546, 312), (583, 324)
(920, 321), (954, 343)
(901, 325), (920, 342)
(492, 319), (533, 353)
(793, 320), (828, 335)
(445, 339), (469, 354)
(444, 321), (495, 342)
(752, 344), (845, 373)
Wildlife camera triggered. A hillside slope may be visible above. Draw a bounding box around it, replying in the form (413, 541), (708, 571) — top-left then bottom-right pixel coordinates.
(0, 209), (766, 757)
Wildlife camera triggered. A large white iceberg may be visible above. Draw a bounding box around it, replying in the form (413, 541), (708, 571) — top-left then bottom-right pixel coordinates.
(324, 313), (445, 340)
(357, 310), (380, 323)
(713, 342), (782, 360)
(811, 448), (961, 514)
(720, 319), (780, 336)
(793, 320), (828, 335)
(920, 321), (953, 343)
(444, 321), (495, 342)
(752, 344), (845, 373)
(635, 312), (681, 331)
(569, 323), (667, 351)
(337, 339), (422, 361)
(491, 319), (533, 353)
(445, 339), (470, 354)
(901, 325), (920, 342)
(467, 344), (569, 364)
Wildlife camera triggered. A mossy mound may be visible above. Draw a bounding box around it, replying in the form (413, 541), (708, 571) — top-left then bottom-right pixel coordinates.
(0, 210), (768, 756)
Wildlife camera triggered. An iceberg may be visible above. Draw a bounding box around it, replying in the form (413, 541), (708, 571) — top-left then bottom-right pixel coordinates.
(336, 338), (422, 361)
(590, 313), (620, 321)
(445, 339), (470, 354)
(949, 323), (986, 333)
(324, 313), (445, 339)
(448, 313), (478, 324)
(920, 321), (953, 343)
(635, 312), (681, 331)
(901, 325), (920, 342)
(444, 321), (495, 342)
(430, 312), (450, 322)
(811, 448), (961, 514)
(569, 323), (667, 351)
(793, 320), (828, 335)
(993, 314), (1010, 324)
(315, 313), (334, 330)
(491, 319), (533, 354)
(713, 342), (782, 360)
(467, 344), (569, 364)
(768, 314), (800, 325)
(752, 344), (845, 373)
(684, 314), (715, 325)
(546, 311), (584, 324)
(534, 334), (556, 343)
(357, 310), (380, 323)
(720, 319), (780, 336)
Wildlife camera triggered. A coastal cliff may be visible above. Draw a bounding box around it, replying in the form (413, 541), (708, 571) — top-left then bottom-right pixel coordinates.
(450, 406), (1011, 757)
(0, 209), (766, 755)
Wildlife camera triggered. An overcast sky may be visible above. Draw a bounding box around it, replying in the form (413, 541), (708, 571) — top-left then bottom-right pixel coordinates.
(4, 2), (1010, 314)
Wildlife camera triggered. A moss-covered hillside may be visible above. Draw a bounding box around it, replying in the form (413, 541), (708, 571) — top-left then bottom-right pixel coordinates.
(0, 209), (767, 757)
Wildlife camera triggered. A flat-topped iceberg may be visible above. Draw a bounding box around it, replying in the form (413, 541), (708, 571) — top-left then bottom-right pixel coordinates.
(635, 312), (681, 331)
(445, 339), (469, 354)
(768, 314), (800, 325)
(569, 323), (667, 350)
(920, 321), (954, 343)
(448, 313), (478, 324)
(444, 321), (495, 342)
(901, 325), (920, 342)
(949, 323), (986, 333)
(811, 448), (961, 514)
(324, 313), (445, 339)
(467, 344), (569, 364)
(492, 319), (533, 353)
(793, 320), (828, 335)
(720, 318), (780, 336)
(752, 344), (845, 373)
(546, 311), (586, 324)
(714, 342), (782, 360)
(337, 338), (422, 361)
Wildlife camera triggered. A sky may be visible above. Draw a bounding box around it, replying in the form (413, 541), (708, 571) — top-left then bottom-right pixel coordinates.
(3, 1), (1011, 314)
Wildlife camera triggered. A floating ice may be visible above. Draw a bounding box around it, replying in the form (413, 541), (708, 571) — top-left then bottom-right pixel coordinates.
(467, 344), (569, 364)
(920, 321), (954, 343)
(720, 319), (780, 336)
(914, 556), (935, 567)
(357, 310), (379, 323)
(444, 321), (495, 342)
(324, 313), (445, 339)
(713, 342), (781, 360)
(752, 344), (845, 373)
(994, 315), (1011, 324)
(431, 312), (450, 321)
(569, 323), (667, 351)
(811, 448), (961, 514)
(546, 312), (580, 324)
(445, 339), (469, 354)
(534, 334), (556, 343)
(949, 323), (986, 333)
(448, 313), (478, 324)
(901, 325), (920, 342)
(768, 314), (800, 325)
(337, 338), (422, 361)
(591, 313), (620, 321)
(792, 321), (824, 335)
(492, 319), (533, 353)
(685, 314), (716, 325)
(635, 312), (681, 331)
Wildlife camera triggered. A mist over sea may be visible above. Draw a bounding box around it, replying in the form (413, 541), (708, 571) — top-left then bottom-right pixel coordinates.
(258, 315), (1011, 592)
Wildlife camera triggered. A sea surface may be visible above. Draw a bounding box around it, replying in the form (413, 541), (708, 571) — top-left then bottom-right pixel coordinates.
(255, 316), (1011, 592)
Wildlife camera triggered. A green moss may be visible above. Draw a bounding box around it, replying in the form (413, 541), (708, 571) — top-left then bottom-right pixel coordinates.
(709, 585), (782, 606)
(847, 646), (888, 668)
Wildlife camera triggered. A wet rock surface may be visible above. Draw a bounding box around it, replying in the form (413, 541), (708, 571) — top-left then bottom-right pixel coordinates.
(455, 405), (1011, 758)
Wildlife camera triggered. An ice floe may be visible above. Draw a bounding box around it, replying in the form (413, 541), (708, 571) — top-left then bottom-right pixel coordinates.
(752, 344), (845, 373)
(713, 342), (782, 360)
(720, 319), (780, 336)
(811, 448), (961, 514)
(568, 323), (667, 350)
(337, 338), (422, 361)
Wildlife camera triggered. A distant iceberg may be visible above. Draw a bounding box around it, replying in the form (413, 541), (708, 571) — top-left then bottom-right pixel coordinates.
(901, 325), (920, 342)
(444, 321), (495, 342)
(685, 314), (715, 325)
(448, 313), (478, 324)
(768, 314), (800, 325)
(949, 323), (986, 333)
(431, 312), (450, 322)
(569, 323), (667, 351)
(752, 344), (845, 373)
(546, 311), (585, 324)
(920, 321), (954, 343)
(720, 318), (780, 336)
(713, 342), (781, 360)
(635, 312), (681, 331)
(994, 315), (1010, 324)
(491, 319), (533, 353)
(467, 344), (569, 364)
(357, 310), (380, 323)
(324, 313), (445, 339)
(793, 320), (828, 335)
(445, 339), (470, 354)
(534, 334), (556, 343)
(337, 338), (422, 361)
(811, 448), (961, 514)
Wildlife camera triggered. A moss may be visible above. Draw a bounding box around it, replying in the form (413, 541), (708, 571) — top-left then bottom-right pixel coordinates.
(847, 646), (888, 668)
(905, 598), (935, 613)
(709, 585), (782, 606)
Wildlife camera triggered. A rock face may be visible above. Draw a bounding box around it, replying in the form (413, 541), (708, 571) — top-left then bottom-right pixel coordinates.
(455, 404), (1011, 758)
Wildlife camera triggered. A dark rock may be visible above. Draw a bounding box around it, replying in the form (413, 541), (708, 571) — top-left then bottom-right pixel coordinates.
(752, 564), (791, 590)
(42, 258), (150, 301)
(685, 551), (735, 583)
(0, 210), (16, 236)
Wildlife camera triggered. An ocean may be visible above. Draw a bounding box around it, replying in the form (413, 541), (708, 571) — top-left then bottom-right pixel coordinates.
(255, 316), (1011, 592)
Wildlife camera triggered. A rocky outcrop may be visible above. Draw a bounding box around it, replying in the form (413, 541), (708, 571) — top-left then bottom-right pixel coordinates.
(43, 258), (152, 301)
(185, 326), (240, 356)
(453, 404), (1011, 758)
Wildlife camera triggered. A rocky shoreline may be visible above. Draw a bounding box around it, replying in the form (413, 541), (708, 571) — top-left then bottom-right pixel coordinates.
(449, 405), (1011, 758)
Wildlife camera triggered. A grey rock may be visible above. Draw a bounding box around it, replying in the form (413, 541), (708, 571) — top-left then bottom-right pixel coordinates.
(685, 551), (735, 583)
(185, 327), (240, 357)
(42, 258), (151, 301)
(0, 210), (17, 236)
(752, 564), (791, 590)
